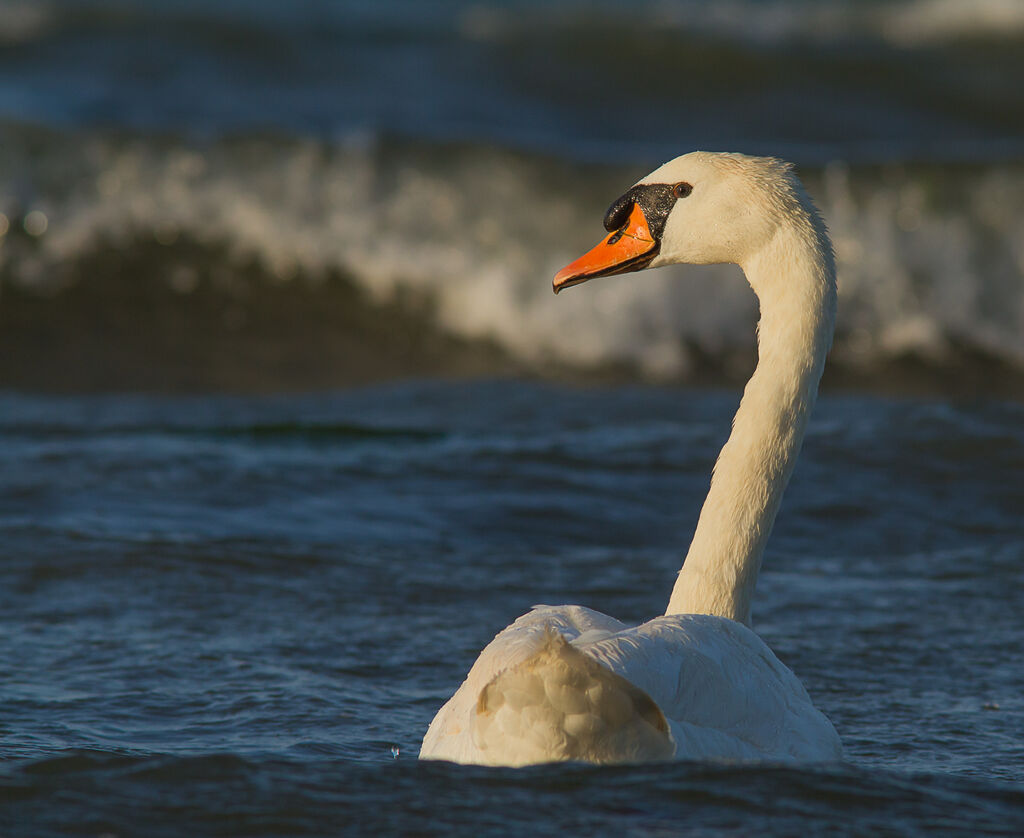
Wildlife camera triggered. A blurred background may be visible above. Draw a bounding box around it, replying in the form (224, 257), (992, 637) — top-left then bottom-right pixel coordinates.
(1, 0), (1023, 394)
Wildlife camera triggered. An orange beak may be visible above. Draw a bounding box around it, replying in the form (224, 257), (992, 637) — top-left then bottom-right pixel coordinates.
(553, 203), (658, 294)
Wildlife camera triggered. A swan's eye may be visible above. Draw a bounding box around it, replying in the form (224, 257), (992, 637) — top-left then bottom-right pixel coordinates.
(673, 182), (692, 199)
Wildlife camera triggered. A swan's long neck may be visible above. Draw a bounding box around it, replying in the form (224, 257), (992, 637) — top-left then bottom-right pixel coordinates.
(666, 220), (837, 626)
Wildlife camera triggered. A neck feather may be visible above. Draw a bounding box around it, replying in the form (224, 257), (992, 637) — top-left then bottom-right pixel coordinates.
(665, 224), (836, 625)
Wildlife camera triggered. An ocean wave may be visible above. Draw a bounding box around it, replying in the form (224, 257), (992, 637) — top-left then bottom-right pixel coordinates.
(8, 0), (1024, 49)
(2, 1), (1023, 165)
(459, 0), (1024, 47)
(1, 125), (1023, 387)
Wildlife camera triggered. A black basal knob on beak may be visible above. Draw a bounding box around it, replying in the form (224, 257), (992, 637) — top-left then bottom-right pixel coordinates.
(604, 191), (640, 233)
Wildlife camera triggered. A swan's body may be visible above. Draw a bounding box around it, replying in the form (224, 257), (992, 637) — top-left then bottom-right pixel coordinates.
(420, 152), (842, 765)
(421, 607), (840, 765)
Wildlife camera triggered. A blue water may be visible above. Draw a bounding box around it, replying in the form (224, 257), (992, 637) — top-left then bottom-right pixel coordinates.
(3, 0), (1024, 833)
(3, 383), (1024, 834)
(3, 0), (1023, 163)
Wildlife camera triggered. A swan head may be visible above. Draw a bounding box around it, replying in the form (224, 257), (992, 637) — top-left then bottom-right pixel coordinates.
(554, 151), (818, 293)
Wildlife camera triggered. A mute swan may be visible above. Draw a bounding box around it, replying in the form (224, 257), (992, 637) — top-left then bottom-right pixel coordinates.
(420, 152), (842, 765)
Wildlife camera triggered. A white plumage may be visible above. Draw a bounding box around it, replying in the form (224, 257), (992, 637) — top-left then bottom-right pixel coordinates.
(421, 606), (841, 765)
(420, 152), (843, 765)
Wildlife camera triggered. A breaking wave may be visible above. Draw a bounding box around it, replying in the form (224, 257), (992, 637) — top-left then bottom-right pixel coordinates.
(1, 125), (1023, 389)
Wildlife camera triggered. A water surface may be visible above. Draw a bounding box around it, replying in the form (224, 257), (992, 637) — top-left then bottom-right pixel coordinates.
(3, 383), (1023, 834)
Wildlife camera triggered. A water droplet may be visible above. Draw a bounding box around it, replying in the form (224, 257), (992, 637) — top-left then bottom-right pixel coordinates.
(390, 745), (400, 759)
(24, 210), (48, 237)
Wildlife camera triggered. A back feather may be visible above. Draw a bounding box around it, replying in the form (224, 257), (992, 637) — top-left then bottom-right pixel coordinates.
(471, 629), (675, 766)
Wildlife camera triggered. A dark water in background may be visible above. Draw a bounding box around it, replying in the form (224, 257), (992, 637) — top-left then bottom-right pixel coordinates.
(3, 1), (1024, 834)
(3, 0), (1024, 161)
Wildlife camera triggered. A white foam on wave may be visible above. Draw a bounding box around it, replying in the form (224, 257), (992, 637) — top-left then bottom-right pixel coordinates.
(2, 130), (1023, 377)
(0, 1), (54, 45)
(881, 0), (1024, 45)
(460, 0), (1024, 47)
(6, 0), (1023, 52)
